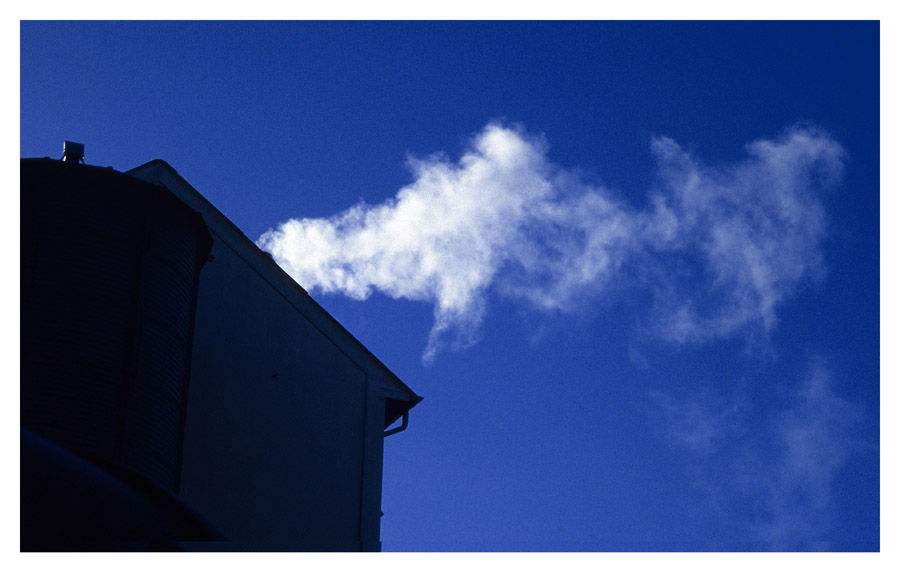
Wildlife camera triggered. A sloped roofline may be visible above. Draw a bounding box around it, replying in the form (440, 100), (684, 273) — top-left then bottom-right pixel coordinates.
(125, 159), (422, 425)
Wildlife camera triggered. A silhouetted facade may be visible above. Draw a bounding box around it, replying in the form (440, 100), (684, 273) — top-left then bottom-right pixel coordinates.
(20, 153), (421, 551)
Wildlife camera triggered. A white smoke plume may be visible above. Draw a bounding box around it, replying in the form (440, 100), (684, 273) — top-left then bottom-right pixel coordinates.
(257, 122), (845, 361)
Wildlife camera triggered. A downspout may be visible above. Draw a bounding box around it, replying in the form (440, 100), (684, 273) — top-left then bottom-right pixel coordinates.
(383, 412), (409, 438)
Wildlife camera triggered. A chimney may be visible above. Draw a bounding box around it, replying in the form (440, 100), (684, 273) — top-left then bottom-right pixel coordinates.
(63, 141), (84, 164)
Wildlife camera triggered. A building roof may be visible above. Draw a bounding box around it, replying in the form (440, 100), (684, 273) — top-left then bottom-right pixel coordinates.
(125, 160), (422, 428)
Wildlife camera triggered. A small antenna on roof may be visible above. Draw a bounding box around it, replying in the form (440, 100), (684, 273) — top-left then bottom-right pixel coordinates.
(62, 141), (84, 164)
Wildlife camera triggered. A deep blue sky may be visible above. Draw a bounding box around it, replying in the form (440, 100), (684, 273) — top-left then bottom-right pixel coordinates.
(20, 21), (880, 552)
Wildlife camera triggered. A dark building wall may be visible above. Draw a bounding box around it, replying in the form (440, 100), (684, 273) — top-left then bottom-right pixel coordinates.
(128, 159), (422, 551)
(20, 159), (220, 550)
(176, 226), (379, 550)
(21, 158), (419, 551)
(20, 159), (212, 493)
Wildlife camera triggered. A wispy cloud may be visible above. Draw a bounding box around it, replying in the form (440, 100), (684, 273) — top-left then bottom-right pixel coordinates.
(649, 360), (865, 550)
(648, 388), (745, 458)
(642, 127), (845, 344)
(258, 122), (844, 360)
(752, 361), (866, 549)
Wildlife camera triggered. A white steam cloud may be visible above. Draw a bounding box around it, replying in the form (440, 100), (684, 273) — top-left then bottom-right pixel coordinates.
(257, 122), (845, 360)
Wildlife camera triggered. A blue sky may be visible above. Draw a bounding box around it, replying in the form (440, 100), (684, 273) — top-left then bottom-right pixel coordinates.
(19, 20), (880, 552)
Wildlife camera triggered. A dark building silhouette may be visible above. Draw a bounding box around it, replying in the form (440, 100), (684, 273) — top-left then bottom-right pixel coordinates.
(20, 148), (422, 551)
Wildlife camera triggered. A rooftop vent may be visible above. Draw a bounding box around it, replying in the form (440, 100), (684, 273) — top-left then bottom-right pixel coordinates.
(63, 141), (84, 164)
